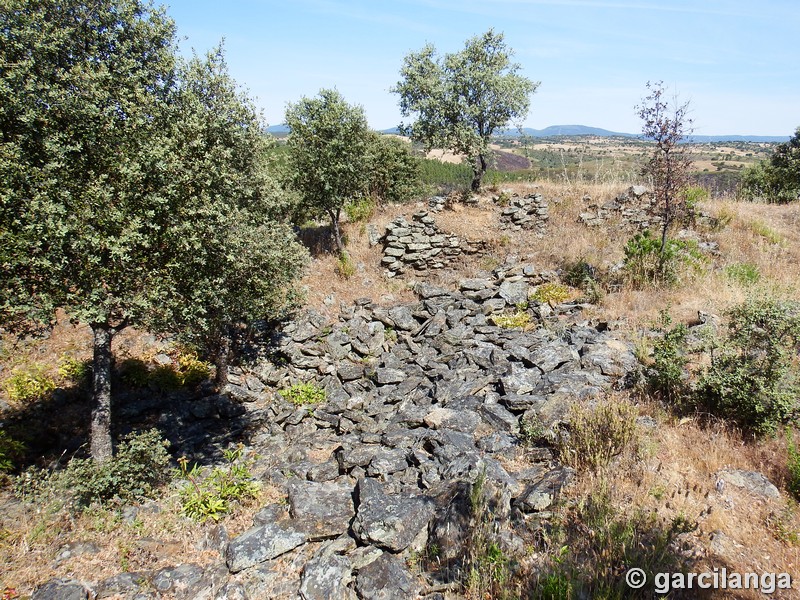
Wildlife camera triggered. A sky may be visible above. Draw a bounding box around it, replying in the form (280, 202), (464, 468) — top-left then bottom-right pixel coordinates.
(163, 0), (799, 136)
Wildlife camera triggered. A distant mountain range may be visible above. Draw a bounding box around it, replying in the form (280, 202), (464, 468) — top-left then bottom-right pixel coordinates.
(267, 123), (788, 143)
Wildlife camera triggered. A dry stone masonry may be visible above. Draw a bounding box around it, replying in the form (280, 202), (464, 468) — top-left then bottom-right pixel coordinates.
(34, 260), (641, 600)
(499, 193), (549, 234)
(579, 185), (662, 229)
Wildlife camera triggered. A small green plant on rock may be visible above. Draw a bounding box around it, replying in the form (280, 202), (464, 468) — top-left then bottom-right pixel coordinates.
(279, 381), (326, 407)
(179, 445), (259, 522)
(531, 282), (570, 306)
(492, 310), (532, 330)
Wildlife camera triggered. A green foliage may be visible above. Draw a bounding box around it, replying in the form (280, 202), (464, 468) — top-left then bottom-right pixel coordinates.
(285, 89), (372, 252)
(3, 364), (55, 403)
(492, 310), (532, 330)
(58, 356), (91, 384)
(562, 259), (603, 304)
(118, 358), (151, 388)
(0, 430), (25, 473)
(646, 311), (690, 404)
(558, 398), (638, 471)
(786, 431), (800, 501)
(17, 429), (171, 509)
(749, 219), (784, 245)
(682, 185), (708, 219)
(738, 126), (800, 203)
(279, 381), (326, 407)
(334, 252), (357, 280)
(175, 352), (212, 386)
(623, 230), (704, 289)
(725, 262), (761, 286)
(531, 282), (570, 306)
(344, 197), (376, 223)
(179, 446), (259, 522)
(418, 157), (474, 190)
(366, 134), (421, 204)
(393, 29), (539, 191)
(698, 295), (800, 435)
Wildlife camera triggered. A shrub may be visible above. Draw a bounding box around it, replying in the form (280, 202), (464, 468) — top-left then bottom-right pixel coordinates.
(0, 430), (25, 473)
(344, 196), (375, 223)
(725, 262), (761, 286)
(646, 311), (690, 404)
(334, 251), (356, 280)
(175, 351), (212, 386)
(697, 295), (800, 435)
(623, 230), (703, 289)
(17, 429), (171, 509)
(558, 398), (638, 471)
(366, 134), (421, 204)
(57, 355), (91, 384)
(531, 282), (570, 306)
(179, 445), (259, 522)
(492, 310), (532, 330)
(562, 259), (603, 304)
(279, 381), (326, 406)
(3, 364), (55, 403)
(118, 358), (151, 387)
(787, 431), (800, 501)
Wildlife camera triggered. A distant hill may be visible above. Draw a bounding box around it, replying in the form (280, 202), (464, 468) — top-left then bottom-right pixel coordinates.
(266, 124), (290, 135)
(293, 123), (788, 144)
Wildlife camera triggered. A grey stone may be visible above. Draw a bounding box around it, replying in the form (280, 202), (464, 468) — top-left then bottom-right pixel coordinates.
(480, 403), (520, 433)
(498, 279), (529, 305)
(288, 480), (356, 540)
(300, 553), (355, 600)
(226, 521), (308, 573)
(352, 478), (435, 552)
(355, 552), (422, 600)
(530, 342), (579, 373)
(718, 469), (780, 499)
(515, 467), (575, 513)
(424, 407), (481, 433)
(501, 363), (542, 395)
(388, 305), (417, 331)
(95, 573), (146, 599)
(376, 368), (405, 384)
(33, 580), (88, 600)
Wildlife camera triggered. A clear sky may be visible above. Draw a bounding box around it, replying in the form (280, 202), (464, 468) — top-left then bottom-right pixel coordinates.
(163, 0), (798, 136)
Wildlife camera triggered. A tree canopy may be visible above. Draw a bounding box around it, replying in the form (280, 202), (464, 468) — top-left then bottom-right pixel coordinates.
(740, 126), (800, 203)
(285, 88), (373, 253)
(393, 29), (538, 191)
(0, 0), (306, 461)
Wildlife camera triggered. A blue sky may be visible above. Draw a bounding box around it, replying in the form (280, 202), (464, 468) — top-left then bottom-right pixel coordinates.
(164, 0), (798, 136)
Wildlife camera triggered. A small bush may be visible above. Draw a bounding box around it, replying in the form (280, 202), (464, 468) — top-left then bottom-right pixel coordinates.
(57, 355), (91, 384)
(3, 364), (55, 402)
(492, 310), (532, 330)
(531, 282), (570, 306)
(725, 262), (761, 286)
(646, 311), (689, 404)
(787, 431), (800, 501)
(623, 230), (704, 289)
(0, 430), (25, 473)
(175, 351), (212, 386)
(179, 445), (259, 522)
(558, 398), (638, 471)
(17, 429), (171, 509)
(562, 258), (602, 304)
(344, 196), (375, 223)
(279, 381), (326, 406)
(334, 251), (356, 279)
(749, 219), (784, 245)
(118, 358), (151, 387)
(697, 295), (800, 435)
(149, 364), (182, 391)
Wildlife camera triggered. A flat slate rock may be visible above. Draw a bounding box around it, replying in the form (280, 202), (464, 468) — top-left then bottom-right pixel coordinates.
(226, 520), (308, 573)
(718, 469), (780, 499)
(288, 480), (356, 540)
(351, 477), (435, 552)
(32, 580), (88, 600)
(355, 552), (422, 600)
(300, 553), (355, 600)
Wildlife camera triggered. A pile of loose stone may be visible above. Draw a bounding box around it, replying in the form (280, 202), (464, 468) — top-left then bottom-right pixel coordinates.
(498, 193), (549, 234)
(380, 211), (487, 278)
(34, 261), (641, 600)
(579, 185), (662, 229)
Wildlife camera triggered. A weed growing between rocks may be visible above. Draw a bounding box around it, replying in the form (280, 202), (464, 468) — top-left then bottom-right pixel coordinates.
(178, 445), (259, 522)
(278, 381), (327, 407)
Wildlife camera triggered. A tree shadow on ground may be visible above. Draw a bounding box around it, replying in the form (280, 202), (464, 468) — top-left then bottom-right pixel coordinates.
(295, 223), (336, 257)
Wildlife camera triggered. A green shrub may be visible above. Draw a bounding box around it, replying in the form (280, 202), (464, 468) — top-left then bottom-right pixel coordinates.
(647, 311), (689, 404)
(366, 134), (421, 204)
(531, 282), (570, 306)
(558, 398), (638, 471)
(623, 230), (704, 289)
(0, 430), (25, 473)
(149, 364), (182, 391)
(562, 259), (603, 304)
(17, 429), (171, 509)
(787, 431), (800, 501)
(697, 295), (800, 435)
(179, 445), (259, 522)
(175, 352), (212, 386)
(492, 310), (532, 330)
(118, 358), (151, 387)
(334, 251), (356, 279)
(344, 196), (375, 223)
(57, 356), (91, 384)
(3, 364), (55, 402)
(724, 262), (761, 286)
(279, 381), (326, 406)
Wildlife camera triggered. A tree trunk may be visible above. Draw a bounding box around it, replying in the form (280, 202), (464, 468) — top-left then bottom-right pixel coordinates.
(471, 153), (488, 192)
(329, 208), (344, 253)
(215, 326), (232, 387)
(90, 323), (114, 462)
